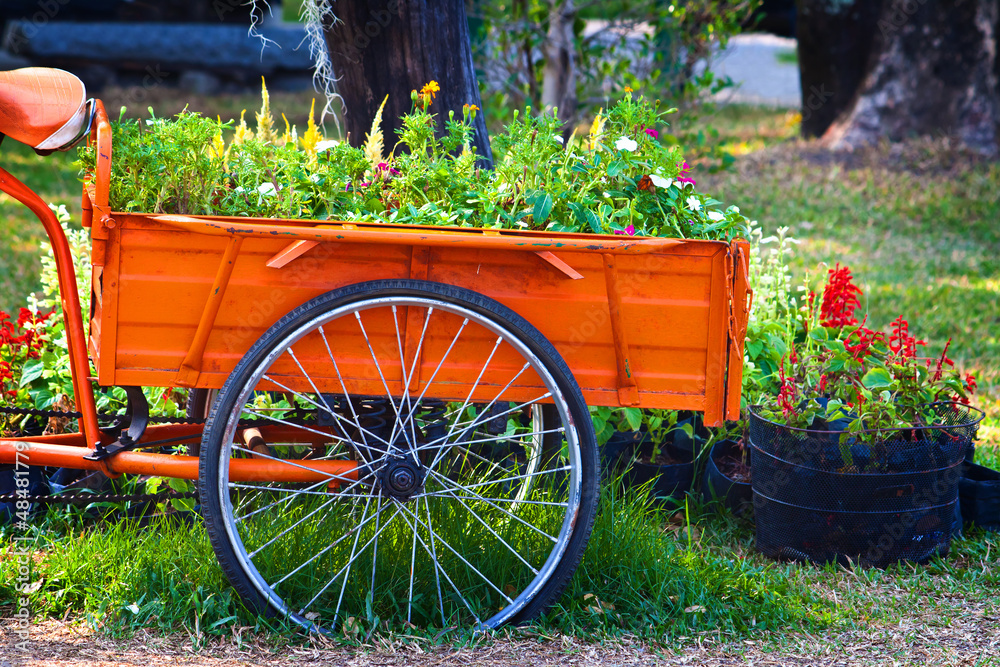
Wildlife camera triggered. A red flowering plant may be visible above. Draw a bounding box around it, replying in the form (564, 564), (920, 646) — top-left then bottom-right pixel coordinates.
(754, 260), (979, 466)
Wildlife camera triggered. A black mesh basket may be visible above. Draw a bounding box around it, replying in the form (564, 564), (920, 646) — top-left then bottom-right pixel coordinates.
(749, 402), (983, 568)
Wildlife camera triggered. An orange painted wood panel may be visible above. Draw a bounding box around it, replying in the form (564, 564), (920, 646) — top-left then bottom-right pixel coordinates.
(89, 212), (746, 422)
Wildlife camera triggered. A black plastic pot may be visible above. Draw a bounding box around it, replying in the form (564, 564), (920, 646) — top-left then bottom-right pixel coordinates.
(702, 439), (752, 512)
(749, 402), (983, 568)
(627, 441), (694, 502)
(600, 429), (644, 476)
(666, 413), (709, 461)
(959, 462), (1000, 532)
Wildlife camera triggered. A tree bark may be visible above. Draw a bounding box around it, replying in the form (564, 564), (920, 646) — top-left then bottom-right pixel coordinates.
(323, 0), (493, 167)
(795, 0), (884, 137)
(823, 0), (1000, 155)
(540, 0), (577, 126)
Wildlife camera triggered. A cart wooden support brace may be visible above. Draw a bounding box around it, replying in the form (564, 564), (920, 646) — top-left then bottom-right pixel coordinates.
(602, 253), (640, 406)
(176, 235), (244, 387)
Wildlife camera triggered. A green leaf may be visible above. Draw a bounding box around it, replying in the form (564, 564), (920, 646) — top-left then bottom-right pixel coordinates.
(862, 367), (893, 389)
(19, 358), (45, 387)
(622, 407), (642, 431)
(745, 340), (764, 359)
(532, 193), (554, 224)
(569, 202), (602, 234)
(606, 160), (627, 177)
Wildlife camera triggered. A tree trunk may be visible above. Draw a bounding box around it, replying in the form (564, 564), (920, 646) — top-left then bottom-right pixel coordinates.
(323, 0), (493, 168)
(795, 0), (884, 137)
(823, 0), (1000, 155)
(540, 0), (577, 126)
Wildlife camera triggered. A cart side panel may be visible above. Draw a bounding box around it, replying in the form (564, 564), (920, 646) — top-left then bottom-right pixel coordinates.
(102, 216), (734, 416)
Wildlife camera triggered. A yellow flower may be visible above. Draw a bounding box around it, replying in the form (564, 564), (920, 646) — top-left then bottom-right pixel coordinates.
(624, 86), (633, 92)
(208, 119), (227, 164)
(462, 103), (480, 122)
(588, 110), (606, 151)
(255, 77), (276, 144)
(232, 109), (254, 145)
(281, 113), (297, 147)
(419, 80), (440, 108)
(300, 98), (322, 159)
(363, 95), (389, 169)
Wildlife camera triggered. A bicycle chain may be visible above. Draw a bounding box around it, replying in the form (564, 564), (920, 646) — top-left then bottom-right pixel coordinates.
(1, 404), (206, 506)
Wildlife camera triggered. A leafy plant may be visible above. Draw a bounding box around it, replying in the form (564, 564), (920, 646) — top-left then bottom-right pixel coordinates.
(78, 84), (751, 243)
(754, 264), (978, 449)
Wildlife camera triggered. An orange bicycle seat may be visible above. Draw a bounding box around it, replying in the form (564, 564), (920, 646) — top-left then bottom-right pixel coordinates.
(0, 67), (91, 151)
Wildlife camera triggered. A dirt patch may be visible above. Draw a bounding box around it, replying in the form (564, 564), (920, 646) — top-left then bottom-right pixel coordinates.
(4, 608), (999, 667)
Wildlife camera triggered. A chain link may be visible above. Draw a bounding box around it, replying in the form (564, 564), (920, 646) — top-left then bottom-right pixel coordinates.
(1, 404), (205, 505)
(0, 491), (198, 505)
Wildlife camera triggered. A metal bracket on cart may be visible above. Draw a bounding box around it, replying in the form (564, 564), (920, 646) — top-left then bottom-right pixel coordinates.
(85, 386), (150, 461)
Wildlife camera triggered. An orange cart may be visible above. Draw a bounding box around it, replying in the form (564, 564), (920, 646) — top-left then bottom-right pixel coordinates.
(0, 72), (751, 633)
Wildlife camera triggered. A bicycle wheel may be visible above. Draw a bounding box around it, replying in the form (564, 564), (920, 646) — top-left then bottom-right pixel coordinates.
(198, 279), (599, 632)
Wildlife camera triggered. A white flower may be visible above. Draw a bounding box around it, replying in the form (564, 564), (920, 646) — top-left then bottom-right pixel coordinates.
(315, 139), (339, 152)
(730, 205), (740, 214)
(614, 136), (638, 152)
(686, 195), (702, 212)
(554, 135), (565, 144)
(649, 174), (673, 189)
(707, 210), (725, 221)
(257, 182), (276, 196)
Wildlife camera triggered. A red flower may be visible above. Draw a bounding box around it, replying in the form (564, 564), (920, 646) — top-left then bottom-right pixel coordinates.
(887, 315), (925, 360)
(678, 162), (696, 186)
(820, 263), (863, 328)
(932, 338), (954, 382)
(964, 373), (977, 394)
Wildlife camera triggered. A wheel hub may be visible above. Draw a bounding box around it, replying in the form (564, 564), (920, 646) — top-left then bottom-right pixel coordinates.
(376, 457), (425, 500)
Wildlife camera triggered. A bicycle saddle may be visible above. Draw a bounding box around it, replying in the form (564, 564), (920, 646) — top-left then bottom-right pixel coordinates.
(0, 67), (92, 151)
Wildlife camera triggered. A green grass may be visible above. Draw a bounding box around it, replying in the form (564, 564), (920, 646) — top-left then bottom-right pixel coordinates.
(775, 49), (798, 65)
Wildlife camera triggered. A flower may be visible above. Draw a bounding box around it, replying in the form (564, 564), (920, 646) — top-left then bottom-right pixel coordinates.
(315, 139), (339, 153)
(706, 210), (725, 222)
(615, 136), (638, 152)
(554, 135), (565, 144)
(419, 80), (440, 106)
(624, 86), (634, 92)
(820, 263), (863, 328)
(685, 195), (702, 211)
(257, 182), (276, 196)
(614, 224), (636, 236)
(644, 127), (659, 139)
(678, 161), (696, 186)
(649, 174), (673, 189)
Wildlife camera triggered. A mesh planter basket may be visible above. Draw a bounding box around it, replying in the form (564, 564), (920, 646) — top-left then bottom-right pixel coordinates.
(749, 402), (983, 568)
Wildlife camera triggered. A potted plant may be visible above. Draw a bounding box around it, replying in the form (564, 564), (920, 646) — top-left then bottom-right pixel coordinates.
(701, 435), (753, 513)
(750, 308), (982, 567)
(592, 408), (694, 500)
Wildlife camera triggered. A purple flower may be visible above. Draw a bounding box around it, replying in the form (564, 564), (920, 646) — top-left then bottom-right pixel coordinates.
(644, 128), (658, 139)
(614, 224), (636, 236)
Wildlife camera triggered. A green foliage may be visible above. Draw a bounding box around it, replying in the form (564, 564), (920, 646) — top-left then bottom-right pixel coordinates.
(77, 92), (751, 241)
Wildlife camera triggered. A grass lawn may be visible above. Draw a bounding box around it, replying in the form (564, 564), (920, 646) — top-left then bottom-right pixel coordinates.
(1, 98), (998, 657)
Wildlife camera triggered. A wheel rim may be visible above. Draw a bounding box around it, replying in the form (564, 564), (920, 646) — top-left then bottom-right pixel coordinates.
(210, 295), (585, 632)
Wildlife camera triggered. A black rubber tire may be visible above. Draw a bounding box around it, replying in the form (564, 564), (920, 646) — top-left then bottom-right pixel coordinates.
(198, 279), (599, 632)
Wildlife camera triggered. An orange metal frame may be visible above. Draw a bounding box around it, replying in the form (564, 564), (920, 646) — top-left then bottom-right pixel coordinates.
(0, 99), (752, 480)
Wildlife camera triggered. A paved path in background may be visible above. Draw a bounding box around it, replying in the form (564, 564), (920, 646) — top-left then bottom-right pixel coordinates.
(711, 33), (800, 107)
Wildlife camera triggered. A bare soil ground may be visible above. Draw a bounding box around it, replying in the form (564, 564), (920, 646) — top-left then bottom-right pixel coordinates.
(4, 604), (999, 667)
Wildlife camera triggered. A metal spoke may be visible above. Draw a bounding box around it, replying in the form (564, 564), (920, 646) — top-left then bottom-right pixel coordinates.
(429, 483), (539, 574)
(297, 503), (403, 617)
(430, 463), (571, 495)
(427, 470), (559, 542)
(258, 373), (391, 454)
(318, 324), (376, 461)
(415, 427), (564, 454)
(248, 493), (340, 559)
(391, 305), (422, 464)
(416, 493), (568, 508)
(354, 310), (415, 456)
(230, 442), (359, 486)
(436, 334), (504, 453)
(399, 499), (513, 605)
